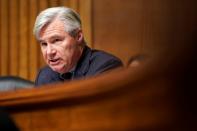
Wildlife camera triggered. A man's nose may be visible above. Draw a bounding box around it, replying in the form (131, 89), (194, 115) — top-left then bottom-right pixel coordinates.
(46, 45), (56, 56)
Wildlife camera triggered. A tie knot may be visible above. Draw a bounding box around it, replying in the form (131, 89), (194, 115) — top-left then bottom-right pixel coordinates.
(60, 72), (73, 81)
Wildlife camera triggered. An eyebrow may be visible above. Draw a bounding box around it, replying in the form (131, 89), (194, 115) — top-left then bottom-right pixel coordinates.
(38, 40), (45, 44)
(38, 35), (64, 43)
(50, 35), (64, 40)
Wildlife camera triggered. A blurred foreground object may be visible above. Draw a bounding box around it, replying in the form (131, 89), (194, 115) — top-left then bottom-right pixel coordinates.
(0, 76), (34, 92)
(0, 43), (196, 130)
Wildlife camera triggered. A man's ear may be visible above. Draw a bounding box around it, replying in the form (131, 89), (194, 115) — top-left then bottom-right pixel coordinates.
(76, 29), (83, 42)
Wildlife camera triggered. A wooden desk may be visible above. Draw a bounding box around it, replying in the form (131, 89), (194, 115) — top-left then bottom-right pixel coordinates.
(0, 56), (195, 131)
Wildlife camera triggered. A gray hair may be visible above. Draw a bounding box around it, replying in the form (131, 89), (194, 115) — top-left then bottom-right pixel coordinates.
(33, 6), (81, 40)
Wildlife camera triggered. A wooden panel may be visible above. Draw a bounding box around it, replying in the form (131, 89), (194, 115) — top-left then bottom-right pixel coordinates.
(92, 0), (143, 64)
(19, 0), (29, 78)
(0, 1), (2, 74)
(9, 0), (19, 76)
(69, 0), (79, 11)
(139, 0), (197, 57)
(79, 0), (92, 46)
(38, 0), (48, 68)
(0, 0), (9, 75)
(92, 0), (197, 65)
(49, 0), (60, 7)
(29, 0), (39, 80)
(59, 0), (70, 6)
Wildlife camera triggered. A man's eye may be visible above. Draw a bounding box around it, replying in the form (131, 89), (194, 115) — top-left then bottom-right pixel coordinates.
(40, 42), (47, 46)
(53, 39), (61, 43)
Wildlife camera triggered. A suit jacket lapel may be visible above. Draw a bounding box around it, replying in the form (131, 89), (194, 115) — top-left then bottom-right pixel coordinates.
(74, 46), (92, 78)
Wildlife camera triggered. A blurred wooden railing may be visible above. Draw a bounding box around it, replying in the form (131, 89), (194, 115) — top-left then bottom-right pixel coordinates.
(0, 53), (196, 131)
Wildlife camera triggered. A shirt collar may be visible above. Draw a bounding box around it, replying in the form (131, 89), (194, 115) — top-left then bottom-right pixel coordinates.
(59, 65), (76, 80)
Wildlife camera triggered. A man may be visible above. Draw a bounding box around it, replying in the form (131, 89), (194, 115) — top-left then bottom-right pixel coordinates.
(33, 7), (123, 86)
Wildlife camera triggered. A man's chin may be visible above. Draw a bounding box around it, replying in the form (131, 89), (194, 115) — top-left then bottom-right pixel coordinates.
(51, 66), (66, 74)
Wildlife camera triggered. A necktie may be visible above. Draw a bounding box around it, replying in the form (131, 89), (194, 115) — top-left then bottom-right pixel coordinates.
(60, 72), (73, 81)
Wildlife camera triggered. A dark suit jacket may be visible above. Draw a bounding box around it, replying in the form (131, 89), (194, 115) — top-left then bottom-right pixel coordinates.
(35, 46), (123, 86)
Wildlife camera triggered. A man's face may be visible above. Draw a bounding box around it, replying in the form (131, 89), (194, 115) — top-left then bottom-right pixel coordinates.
(39, 19), (83, 73)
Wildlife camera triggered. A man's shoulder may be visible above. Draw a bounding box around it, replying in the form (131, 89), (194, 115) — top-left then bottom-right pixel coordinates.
(39, 66), (53, 73)
(82, 47), (123, 75)
(90, 49), (122, 65)
(35, 66), (60, 86)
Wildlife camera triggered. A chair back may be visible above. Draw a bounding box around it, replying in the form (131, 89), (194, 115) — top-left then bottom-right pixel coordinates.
(0, 76), (34, 92)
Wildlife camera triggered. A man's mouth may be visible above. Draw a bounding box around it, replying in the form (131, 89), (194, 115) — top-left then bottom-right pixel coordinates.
(49, 58), (60, 65)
